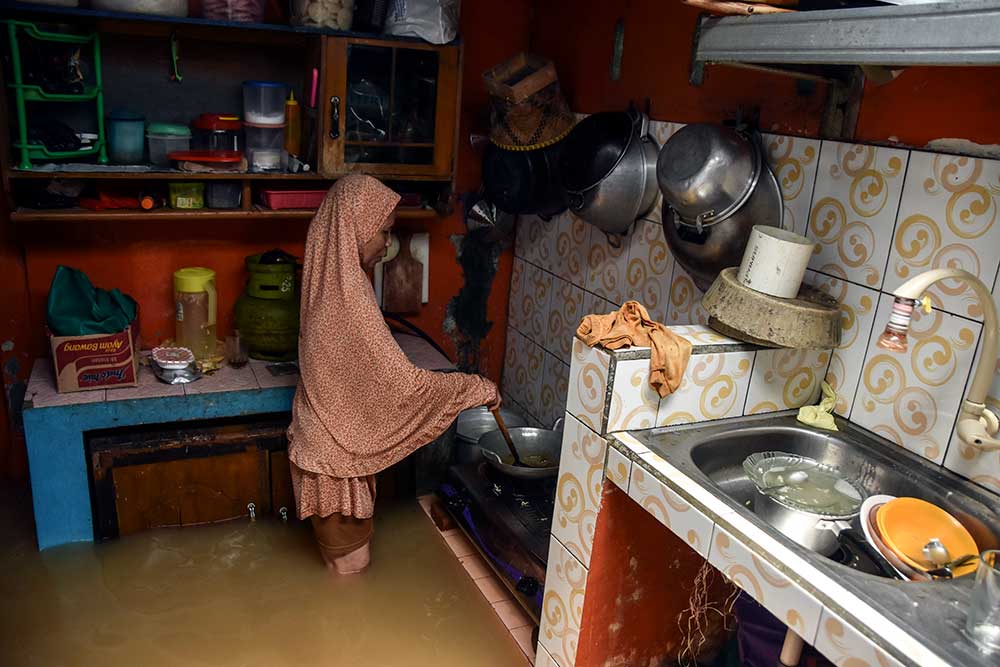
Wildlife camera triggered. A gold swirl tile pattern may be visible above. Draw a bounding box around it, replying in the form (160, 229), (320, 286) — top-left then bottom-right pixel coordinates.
(566, 338), (611, 434)
(539, 536), (588, 667)
(606, 358), (660, 433)
(762, 133), (821, 237)
(852, 294), (980, 464)
(807, 141), (909, 289)
(885, 151), (1000, 320)
(521, 263), (554, 343)
(746, 349), (831, 415)
(503, 328), (545, 415)
(708, 525), (823, 643)
(656, 351), (755, 427)
(627, 465), (713, 558)
(552, 414), (607, 567)
(540, 353), (570, 429)
(665, 262), (710, 326)
(605, 446), (631, 492)
(813, 610), (906, 667)
(805, 271), (880, 416)
(545, 277), (585, 364)
(624, 219), (675, 324)
(507, 258), (526, 333)
(552, 211), (591, 287)
(585, 223), (632, 305)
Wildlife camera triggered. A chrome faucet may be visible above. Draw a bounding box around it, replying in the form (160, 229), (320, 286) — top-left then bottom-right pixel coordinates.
(876, 268), (999, 452)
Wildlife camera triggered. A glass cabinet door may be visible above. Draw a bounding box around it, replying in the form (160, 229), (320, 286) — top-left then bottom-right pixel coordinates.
(343, 44), (439, 166)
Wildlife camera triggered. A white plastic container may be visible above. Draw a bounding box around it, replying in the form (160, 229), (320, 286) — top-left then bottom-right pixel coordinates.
(146, 124), (191, 167)
(737, 225), (816, 299)
(245, 122), (286, 173)
(243, 81), (287, 125)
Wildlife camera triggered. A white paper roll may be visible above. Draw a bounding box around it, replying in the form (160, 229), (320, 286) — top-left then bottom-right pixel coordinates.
(737, 225), (816, 299)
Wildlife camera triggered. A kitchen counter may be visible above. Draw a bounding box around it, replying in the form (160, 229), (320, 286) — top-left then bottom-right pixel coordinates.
(607, 414), (998, 667)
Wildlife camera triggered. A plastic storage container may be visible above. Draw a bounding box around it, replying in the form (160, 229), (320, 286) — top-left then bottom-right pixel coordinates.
(191, 114), (243, 152)
(93, 0), (187, 16)
(202, 0), (266, 22)
(173, 267), (217, 361)
(168, 182), (205, 209)
(291, 0), (353, 29)
(245, 123), (286, 173)
(243, 81), (287, 125)
(206, 182), (242, 209)
(107, 109), (145, 164)
(146, 122), (191, 167)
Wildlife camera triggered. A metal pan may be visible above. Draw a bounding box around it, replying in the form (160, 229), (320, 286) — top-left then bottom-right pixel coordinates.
(478, 426), (562, 480)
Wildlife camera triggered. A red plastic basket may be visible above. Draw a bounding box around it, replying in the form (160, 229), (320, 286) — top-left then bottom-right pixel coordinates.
(260, 189), (327, 210)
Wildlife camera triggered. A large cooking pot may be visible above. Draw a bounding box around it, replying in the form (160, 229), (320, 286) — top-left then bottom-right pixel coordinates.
(658, 124), (782, 292)
(482, 140), (567, 218)
(744, 452), (865, 556)
(478, 425), (562, 480)
(455, 406), (528, 463)
(558, 110), (659, 235)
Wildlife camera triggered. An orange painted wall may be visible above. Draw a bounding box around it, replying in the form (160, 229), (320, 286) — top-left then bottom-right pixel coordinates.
(0, 1), (533, 479)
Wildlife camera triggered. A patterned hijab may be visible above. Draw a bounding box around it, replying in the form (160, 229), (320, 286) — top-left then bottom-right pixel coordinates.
(288, 175), (496, 478)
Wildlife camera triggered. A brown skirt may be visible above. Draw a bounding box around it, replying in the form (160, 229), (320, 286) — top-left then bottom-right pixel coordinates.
(310, 513), (374, 560)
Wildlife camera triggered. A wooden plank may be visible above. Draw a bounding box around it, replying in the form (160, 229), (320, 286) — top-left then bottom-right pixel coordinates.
(269, 450), (295, 516)
(10, 206), (439, 223)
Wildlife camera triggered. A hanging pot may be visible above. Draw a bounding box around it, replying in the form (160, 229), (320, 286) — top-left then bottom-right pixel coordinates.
(558, 110), (659, 235)
(657, 124), (782, 292)
(482, 140), (566, 218)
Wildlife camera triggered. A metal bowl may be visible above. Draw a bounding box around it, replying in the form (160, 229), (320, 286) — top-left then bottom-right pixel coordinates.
(656, 124), (759, 225)
(456, 406), (527, 444)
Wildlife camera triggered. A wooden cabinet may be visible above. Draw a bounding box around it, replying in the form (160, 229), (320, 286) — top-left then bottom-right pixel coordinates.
(318, 36), (460, 180)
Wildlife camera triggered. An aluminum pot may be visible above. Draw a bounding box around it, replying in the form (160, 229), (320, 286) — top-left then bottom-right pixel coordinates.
(455, 406), (527, 464)
(754, 491), (857, 556)
(559, 111), (659, 235)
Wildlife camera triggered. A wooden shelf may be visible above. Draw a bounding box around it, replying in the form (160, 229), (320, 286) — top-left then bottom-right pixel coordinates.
(10, 206), (438, 223)
(7, 169), (326, 180)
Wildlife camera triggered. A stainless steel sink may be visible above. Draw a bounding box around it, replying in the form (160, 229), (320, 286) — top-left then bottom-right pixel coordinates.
(687, 419), (1000, 557)
(633, 411), (1000, 667)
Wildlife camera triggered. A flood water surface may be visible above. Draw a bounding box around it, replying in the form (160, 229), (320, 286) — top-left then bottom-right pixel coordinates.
(0, 489), (527, 666)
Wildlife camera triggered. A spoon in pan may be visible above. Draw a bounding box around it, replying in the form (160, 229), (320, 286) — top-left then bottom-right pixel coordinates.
(491, 408), (524, 467)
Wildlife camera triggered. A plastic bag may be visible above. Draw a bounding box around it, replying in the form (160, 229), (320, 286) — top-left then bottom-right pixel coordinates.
(46, 265), (138, 336)
(383, 0), (458, 44)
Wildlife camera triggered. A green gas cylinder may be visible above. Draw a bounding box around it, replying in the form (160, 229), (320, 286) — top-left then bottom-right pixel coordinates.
(234, 250), (300, 361)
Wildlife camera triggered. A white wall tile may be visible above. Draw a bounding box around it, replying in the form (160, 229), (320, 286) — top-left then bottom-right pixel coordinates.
(806, 141), (909, 289)
(606, 357), (659, 432)
(762, 133), (821, 237)
(545, 276), (586, 364)
(745, 348), (831, 415)
(805, 271), (881, 416)
(566, 337), (611, 434)
(884, 152), (1000, 321)
(516, 215), (560, 274)
(507, 258), (527, 334)
(664, 262), (709, 326)
(540, 353), (570, 430)
(503, 328), (545, 418)
(627, 464), (714, 558)
(708, 524), (823, 644)
(657, 351), (755, 427)
(585, 223), (632, 305)
(851, 294), (981, 464)
(552, 414), (607, 567)
(605, 446), (631, 492)
(539, 536), (588, 667)
(813, 608), (906, 667)
(552, 211), (591, 287)
(623, 219), (674, 323)
(522, 263), (554, 343)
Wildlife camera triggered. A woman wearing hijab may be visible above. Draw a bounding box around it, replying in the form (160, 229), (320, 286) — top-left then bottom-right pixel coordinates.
(289, 175), (500, 575)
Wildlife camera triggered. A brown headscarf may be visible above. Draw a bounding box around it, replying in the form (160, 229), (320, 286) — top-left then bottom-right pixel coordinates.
(288, 175), (496, 481)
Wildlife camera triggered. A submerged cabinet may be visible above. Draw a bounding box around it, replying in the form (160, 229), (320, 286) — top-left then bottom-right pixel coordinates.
(319, 36), (460, 180)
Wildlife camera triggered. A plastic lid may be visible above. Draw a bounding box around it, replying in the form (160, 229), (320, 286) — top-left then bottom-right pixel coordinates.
(167, 150), (244, 163)
(192, 113), (242, 131)
(243, 80), (287, 88)
(146, 122), (191, 137)
(243, 121), (287, 129)
(174, 267), (216, 293)
(743, 452), (864, 519)
(107, 109), (144, 121)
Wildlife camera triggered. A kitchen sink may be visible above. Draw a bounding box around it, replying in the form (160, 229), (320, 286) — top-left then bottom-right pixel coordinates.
(637, 412), (1000, 573)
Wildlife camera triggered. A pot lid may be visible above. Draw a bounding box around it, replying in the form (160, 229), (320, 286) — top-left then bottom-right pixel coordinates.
(192, 113), (242, 131)
(743, 451), (864, 519)
(147, 122), (191, 137)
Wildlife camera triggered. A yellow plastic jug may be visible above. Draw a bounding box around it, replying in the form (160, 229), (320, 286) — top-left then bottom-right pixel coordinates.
(173, 267), (217, 360)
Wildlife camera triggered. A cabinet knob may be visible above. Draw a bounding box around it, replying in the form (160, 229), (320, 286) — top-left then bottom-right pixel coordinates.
(329, 96), (340, 139)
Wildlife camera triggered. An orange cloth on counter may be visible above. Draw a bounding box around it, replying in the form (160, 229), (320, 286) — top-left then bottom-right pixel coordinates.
(576, 301), (692, 398)
(288, 175), (497, 519)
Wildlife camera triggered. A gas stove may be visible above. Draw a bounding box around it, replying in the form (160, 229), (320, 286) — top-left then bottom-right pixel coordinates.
(439, 462), (556, 622)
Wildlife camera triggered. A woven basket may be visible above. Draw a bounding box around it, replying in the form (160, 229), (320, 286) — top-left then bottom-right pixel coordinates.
(484, 53), (575, 151)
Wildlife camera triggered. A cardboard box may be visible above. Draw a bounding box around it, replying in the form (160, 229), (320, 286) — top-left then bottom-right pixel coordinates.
(49, 322), (140, 393)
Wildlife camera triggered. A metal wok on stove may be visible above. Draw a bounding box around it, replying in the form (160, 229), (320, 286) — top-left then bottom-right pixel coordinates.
(478, 421), (563, 480)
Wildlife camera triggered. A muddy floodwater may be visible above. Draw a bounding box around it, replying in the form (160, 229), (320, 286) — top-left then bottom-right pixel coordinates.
(0, 488), (527, 666)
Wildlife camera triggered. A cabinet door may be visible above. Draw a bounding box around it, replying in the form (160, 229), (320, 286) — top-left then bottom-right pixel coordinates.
(320, 37), (459, 179)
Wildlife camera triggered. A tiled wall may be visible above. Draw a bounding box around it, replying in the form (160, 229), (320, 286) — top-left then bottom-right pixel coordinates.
(504, 124), (1000, 499)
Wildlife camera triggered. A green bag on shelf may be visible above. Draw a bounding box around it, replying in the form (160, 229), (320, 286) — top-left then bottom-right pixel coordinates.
(46, 265), (137, 336)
